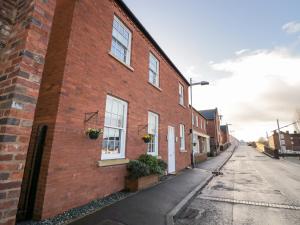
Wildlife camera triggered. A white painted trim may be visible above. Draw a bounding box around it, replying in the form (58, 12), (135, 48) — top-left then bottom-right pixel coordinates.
(193, 130), (210, 138)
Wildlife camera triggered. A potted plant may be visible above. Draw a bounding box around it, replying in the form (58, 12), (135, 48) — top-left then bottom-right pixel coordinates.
(125, 154), (167, 192)
(142, 134), (153, 143)
(86, 128), (103, 140)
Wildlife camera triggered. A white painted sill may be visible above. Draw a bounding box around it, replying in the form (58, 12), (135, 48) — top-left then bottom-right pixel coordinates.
(108, 51), (134, 72)
(148, 81), (162, 92)
(97, 158), (129, 167)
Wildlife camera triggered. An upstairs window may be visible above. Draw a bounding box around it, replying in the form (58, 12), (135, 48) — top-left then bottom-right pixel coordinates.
(196, 116), (199, 127)
(149, 53), (159, 87)
(179, 83), (184, 106)
(111, 16), (132, 65)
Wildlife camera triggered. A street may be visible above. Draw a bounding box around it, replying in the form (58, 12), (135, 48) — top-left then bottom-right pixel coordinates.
(175, 145), (300, 225)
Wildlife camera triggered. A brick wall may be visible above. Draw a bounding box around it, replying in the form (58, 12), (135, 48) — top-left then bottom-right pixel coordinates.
(25, 0), (192, 220)
(192, 108), (207, 135)
(0, 0), (55, 224)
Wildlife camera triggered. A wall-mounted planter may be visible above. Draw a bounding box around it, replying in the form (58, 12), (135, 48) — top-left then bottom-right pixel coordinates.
(88, 132), (100, 139)
(142, 134), (153, 143)
(125, 175), (159, 192)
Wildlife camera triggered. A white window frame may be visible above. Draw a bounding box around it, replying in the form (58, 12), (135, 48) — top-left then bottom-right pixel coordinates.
(111, 15), (132, 65)
(179, 124), (185, 151)
(149, 53), (159, 87)
(101, 95), (128, 160)
(147, 112), (159, 156)
(196, 116), (199, 127)
(179, 83), (184, 106)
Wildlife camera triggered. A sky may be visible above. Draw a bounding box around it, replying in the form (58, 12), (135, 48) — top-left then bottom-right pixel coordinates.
(123, 0), (300, 141)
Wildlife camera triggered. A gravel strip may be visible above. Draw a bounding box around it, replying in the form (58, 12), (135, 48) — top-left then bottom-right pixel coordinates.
(17, 191), (131, 225)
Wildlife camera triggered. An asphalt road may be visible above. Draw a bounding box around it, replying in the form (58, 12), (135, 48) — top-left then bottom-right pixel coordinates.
(175, 144), (300, 225)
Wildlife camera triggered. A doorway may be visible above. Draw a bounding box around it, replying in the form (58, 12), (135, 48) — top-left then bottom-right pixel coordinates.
(168, 126), (176, 173)
(17, 125), (48, 221)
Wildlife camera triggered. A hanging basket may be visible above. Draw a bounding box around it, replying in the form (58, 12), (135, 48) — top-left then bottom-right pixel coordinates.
(86, 128), (103, 140)
(142, 134), (153, 143)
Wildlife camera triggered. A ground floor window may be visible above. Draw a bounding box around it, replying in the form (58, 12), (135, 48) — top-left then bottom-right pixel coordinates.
(101, 95), (128, 160)
(147, 112), (159, 156)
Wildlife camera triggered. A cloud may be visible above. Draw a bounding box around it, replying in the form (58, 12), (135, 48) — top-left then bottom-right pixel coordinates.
(196, 48), (300, 140)
(282, 21), (300, 34)
(235, 49), (250, 55)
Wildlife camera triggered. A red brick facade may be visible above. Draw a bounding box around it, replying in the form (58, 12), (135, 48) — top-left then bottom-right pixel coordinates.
(191, 107), (209, 162)
(269, 131), (300, 151)
(1, 0), (193, 221)
(0, 0), (55, 224)
(199, 108), (221, 154)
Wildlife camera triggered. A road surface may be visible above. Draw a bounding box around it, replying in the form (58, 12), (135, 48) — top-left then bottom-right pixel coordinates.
(175, 144), (300, 225)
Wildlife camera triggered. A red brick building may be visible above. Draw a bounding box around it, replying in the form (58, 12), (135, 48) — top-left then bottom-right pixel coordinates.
(269, 131), (300, 151)
(0, 0), (55, 224)
(220, 125), (230, 144)
(0, 0), (193, 223)
(199, 108), (221, 155)
(191, 107), (210, 163)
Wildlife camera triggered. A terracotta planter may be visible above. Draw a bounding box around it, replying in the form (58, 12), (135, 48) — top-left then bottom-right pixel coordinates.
(125, 174), (159, 192)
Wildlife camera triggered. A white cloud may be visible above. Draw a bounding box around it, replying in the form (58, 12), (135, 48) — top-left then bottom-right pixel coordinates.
(235, 49), (250, 55)
(192, 48), (300, 141)
(282, 21), (300, 34)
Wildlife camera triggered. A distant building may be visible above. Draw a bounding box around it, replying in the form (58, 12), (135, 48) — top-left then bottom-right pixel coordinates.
(199, 108), (221, 155)
(220, 125), (230, 144)
(191, 107), (210, 162)
(269, 131), (300, 151)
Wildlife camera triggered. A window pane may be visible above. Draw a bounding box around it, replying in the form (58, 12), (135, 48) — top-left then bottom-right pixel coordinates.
(147, 112), (159, 154)
(102, 127), (121, 154)
(102, 96), (128, 159)
(112, 38), (126, 62)
(149, 54), (159, 86)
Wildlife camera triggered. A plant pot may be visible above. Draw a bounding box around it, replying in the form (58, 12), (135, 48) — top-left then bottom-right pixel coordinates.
(125, 174), (159, 192)
(143, 138), (151, 143)
(88, 132), (100, 140)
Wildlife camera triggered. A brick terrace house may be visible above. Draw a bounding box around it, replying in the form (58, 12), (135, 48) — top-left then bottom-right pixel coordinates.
(269, 131), (300, 152)
(220, 125), (229, 144)
(191, 107), (210, 163)
(199, 108), (221, 155)
(0, 0), (192, 224)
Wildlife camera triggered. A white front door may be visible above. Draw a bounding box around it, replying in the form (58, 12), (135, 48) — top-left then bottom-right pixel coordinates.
(168, 126), (176, 173)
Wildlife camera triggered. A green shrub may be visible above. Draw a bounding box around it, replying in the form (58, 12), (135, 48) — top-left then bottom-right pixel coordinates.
(127, 160), (150, 179)
(157, 159), (167, 171)
(138, 154), (161, 174)
(127, 154), (168, 179)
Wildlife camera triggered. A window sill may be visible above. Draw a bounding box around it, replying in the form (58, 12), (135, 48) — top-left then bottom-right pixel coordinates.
(97, 158), (129, 167)
(148, 82), (162, 92)
(108, 51), (134, 72)
(180, 150), (188, 153)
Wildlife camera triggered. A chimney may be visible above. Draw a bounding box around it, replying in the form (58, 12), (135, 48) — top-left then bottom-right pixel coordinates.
(286, 131), (289, 134)
(294, 131), (298, 134)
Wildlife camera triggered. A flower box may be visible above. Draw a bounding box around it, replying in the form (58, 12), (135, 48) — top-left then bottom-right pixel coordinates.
(125, 174), (159, 192)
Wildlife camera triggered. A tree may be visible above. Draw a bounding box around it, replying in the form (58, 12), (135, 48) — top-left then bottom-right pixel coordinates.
(257, 137), (268, 145)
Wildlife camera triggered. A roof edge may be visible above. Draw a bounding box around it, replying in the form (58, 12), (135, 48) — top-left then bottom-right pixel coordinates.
(115, 0), (190, 85)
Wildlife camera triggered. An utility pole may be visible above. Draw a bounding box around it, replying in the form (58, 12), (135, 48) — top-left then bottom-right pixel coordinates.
(277, 119), (282, 154)
(190, 78), (195, 168)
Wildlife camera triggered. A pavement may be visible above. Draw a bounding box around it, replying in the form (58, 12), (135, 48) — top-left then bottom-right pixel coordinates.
(68, 147), (236, 225)
(175, 144), (300, 225)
